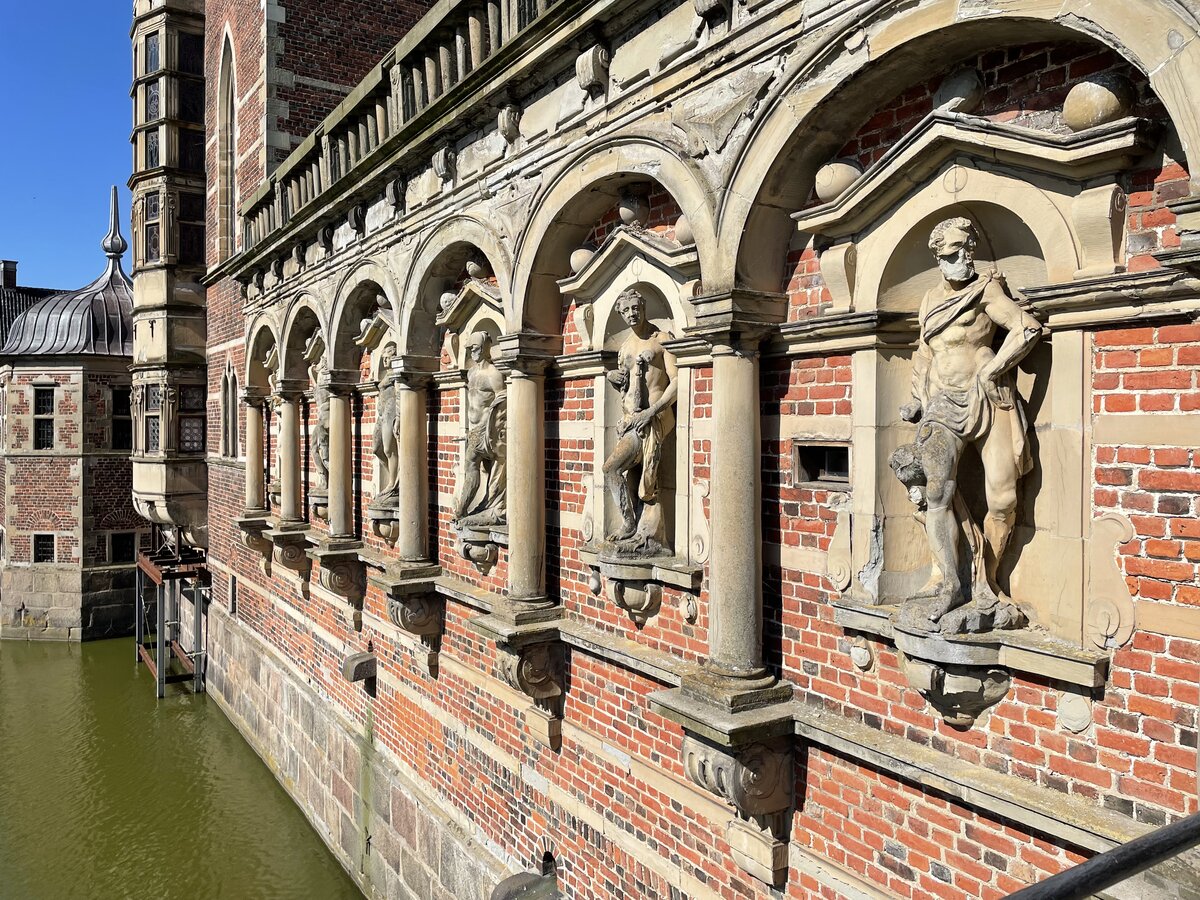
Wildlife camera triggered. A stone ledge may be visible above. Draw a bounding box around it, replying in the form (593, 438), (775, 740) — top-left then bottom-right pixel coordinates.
(834, 600), (1108, 689)
(578, 547), (702, 592)
(791, 703), (1148, 854)
(433, 574), (499, 614)
(649, 685), (796, 748)
(558, 618), (693, 688)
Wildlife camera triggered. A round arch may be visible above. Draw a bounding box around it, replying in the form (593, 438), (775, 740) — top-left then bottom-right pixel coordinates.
(278, 293), (326, 380)
(721, 0), (1200, 290)
(510, 134), (719, 334)
(398, 214), (513, 357)
(244, 317), (280, 389)
(328, 258), (402, 371)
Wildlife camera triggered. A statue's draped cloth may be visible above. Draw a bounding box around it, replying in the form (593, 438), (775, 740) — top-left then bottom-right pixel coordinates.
(918, 272), (1032, 477)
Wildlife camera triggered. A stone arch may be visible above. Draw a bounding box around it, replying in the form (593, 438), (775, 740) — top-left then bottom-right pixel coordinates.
(279, 294), (325, 381)
(398, 214), (512, 357)
(245, 318), (279, 389)
(511, 134), (718, 334)
(722, 0), (1200, 291)
(328, 259), (401, 372)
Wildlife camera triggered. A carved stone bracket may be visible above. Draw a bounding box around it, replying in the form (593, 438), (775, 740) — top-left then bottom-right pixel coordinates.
(898, 651), (1011, 729)
(264, 526), (313, 587)
(454, 523), (507, 575)
(309, 541), (367, 632)
(470, 614), (566, 750)
(235, 514), (273, 576)
(369, 564), (442, 676)
(580, 548), (701, 628)
(575, 45), (609, 97)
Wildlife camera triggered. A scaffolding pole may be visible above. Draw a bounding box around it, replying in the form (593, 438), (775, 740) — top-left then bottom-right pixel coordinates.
(155, 580), (166, 699)
(192, 580), (206, 694)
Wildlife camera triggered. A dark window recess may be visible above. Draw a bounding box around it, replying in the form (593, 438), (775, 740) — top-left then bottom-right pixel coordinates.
(33, 387), (54, 450)
(146, 80), (160, 120)
(229, 575), (238, 615)
(33, 534), (55, 564)
(34, 388), (54, 416)
(179, 224), (205, 266)
(179, 79), (204, 124)
(146, 386), (162, 411)
(112, 388), (133, 451)
(146, 416), (161, 452)
(179, 192), (204, 222)
(144, 224), (160, 262)
(146, 130), (159, 168)
(180, 385), (205, 411)
(146, 33), (160, 73)
(34, 419), (54, 450)
(178, 32), (204, 75)
(110, 532), (137, 563)
(793, 443), (850, 485)
(179, 130), (205, 173)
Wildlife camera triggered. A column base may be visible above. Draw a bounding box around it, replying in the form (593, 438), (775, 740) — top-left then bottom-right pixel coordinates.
(493, 595), (559, 626)
(680, 669), (792, 714)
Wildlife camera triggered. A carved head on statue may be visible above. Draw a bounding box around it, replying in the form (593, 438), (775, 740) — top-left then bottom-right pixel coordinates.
(466, 331), (493, 364)
(615, 287), (645, 329)
(929, 216), (978, 284)
(379, 342), (396, 369)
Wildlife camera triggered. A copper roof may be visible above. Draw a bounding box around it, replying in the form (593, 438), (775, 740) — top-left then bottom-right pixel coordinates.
(0, 188), (133, 358)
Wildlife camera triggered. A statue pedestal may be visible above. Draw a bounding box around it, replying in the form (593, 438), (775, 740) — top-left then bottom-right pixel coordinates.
(453, 522), (507, 575)
(578, 546), (700, 627)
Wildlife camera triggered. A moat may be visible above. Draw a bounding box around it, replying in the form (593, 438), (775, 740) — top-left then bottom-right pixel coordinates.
(0, 639), (361, 899)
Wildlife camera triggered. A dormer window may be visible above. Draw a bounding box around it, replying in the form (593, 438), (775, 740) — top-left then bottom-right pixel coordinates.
(33, 387), (54, 450)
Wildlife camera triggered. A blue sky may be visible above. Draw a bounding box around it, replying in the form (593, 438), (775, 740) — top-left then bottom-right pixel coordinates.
(1, 5), (135, 289)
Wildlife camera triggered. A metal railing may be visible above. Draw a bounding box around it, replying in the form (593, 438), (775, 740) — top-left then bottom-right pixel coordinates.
(1007, 812), (1200, 900)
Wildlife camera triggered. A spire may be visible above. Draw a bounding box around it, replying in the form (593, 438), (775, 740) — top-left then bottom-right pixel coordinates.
(101, 186), (128, 259)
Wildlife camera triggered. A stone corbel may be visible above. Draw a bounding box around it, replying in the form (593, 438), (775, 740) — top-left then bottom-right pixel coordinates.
(682, 735), (794, 886)
(370, 565), (442, 675)
(584, 552), (701, 628)
(818, 241), (857, 311)
(898, 652), (1010, 729)
(692, 0), (730, 24)
(264, 525), (313, 589)
(575, 44), (610, 97)
(235, 514), (273, 576)
(470, 614), (566, 750)
(433, 146), (456, 183)
(1071, 183), (1126, 279)
(455, 523), (506, 575)
(309, 541), (367, 631)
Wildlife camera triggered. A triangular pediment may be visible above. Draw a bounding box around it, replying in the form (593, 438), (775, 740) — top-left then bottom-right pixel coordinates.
(557, 225), (700, 303)
(793, 112), (1159, 239)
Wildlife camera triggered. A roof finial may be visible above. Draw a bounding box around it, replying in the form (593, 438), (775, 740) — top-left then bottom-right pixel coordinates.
(101, 186), (128, 259)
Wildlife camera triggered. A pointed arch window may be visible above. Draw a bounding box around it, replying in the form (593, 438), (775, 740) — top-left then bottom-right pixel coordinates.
(221, 361), (240, 459)
(217, 37), (237, 261)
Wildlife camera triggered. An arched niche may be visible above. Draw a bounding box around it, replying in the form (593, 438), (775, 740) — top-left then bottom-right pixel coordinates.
(510, 136), (716, 336)
(279, 298), (324, 382)
(724, 2), (1200, 295)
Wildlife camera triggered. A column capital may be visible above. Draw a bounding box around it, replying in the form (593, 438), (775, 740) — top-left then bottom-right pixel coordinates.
(496, 331), (561, 376)
(319, 369), (360, 395)
(390, 354), (438, 388)
(686, 289), (787, 351)
(240, 386), (270, 405)
(274, 377), (308, 400)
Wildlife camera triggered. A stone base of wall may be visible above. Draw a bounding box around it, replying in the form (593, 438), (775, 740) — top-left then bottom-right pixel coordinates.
(206, 603), (508, 900)
(0, 564), (135, 641)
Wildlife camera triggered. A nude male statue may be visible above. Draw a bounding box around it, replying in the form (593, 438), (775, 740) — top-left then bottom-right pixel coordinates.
(890, 217), (1043, 633)
(602, 288), (678, 556)
(373, 344), (400, 503)
(454, 332), (507, 526)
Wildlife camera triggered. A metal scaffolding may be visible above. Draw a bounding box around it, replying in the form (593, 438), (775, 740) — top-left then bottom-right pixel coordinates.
(134, 529), (209, 698)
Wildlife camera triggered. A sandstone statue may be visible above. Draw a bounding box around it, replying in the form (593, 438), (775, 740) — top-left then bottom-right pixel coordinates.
(602, 287), (678, 557)
(305, 337), (330, 492)
(454, 332), (507, 527)
(371, 343), (400, 509)
(890, 217), (1043, 634)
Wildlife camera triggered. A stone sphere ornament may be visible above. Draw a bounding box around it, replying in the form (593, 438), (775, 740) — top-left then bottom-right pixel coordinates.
(570, 246), (596, 273)
(814, 159), (863, 203)
(934, 68), (984, 114)
(673, 214), (694, 246)
(617, 192), (650, 227)
(1063, 73), (1135, 132)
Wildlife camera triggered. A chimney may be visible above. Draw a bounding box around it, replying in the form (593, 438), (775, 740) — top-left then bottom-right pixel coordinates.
(0, 261), (14, 290)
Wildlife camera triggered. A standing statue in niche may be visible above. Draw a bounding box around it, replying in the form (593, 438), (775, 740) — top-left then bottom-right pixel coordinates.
(603, 287), (678, 557)
(454, 332), (507, 526)
(371, 344), (400, 506)
(305, 336), (330, 493)
(890, 217), (1043, 634)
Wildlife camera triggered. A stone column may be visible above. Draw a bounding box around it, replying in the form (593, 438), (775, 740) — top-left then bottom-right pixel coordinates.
(708, 339), (768, 681)
(496, 333), (559, 618)
(326, 374), (356, 540)
(393, 362), (434, 563)
(242, 389), (267, 514)
(277, 386), (303, 524)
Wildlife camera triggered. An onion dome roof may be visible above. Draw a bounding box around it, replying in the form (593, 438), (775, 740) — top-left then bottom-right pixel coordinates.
(0, 187), (133, 358)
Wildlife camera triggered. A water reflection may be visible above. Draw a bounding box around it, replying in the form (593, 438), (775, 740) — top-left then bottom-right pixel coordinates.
(0, 639), (362, 899)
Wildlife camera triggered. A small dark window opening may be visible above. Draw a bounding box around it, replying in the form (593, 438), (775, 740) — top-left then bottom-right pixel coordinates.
(33, 534), (55, 564)
(540, 852), (556, 877)
(793, 443), (850, 486)
(179, 130), (205, 173)
(229, 574), (238, 615)
(179, 384), (206, 454)
(179, 192), (206, 266)
(110, 532), (137, 563)
(145, 385), (162, 452)
(178, 32), (204, 75)
(179, 79), (204, 124)
(145, 33), (160, 74)
(144, 191), (161, 263)
(33, 387), (54, 450)
(112, 387), (133, 451)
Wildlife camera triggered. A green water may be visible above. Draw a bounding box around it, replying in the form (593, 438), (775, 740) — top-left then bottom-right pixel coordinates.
(0, 639), (362, 900)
